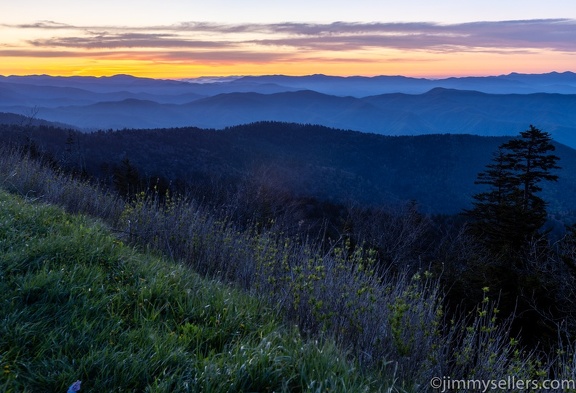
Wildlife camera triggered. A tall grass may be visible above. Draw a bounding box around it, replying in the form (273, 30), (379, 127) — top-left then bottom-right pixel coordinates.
(2, 146), (576, 391)
(114, 187), (564, 390)
(0, 189), (388, 392)
(0, 146), (124, 224)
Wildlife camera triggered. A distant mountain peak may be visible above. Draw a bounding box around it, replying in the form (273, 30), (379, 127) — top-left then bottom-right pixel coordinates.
(423, 87), (482, 94)
(106, 74), (139, 79)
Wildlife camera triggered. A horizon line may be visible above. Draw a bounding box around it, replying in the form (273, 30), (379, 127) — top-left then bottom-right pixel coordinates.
(2, 70), (575, 81)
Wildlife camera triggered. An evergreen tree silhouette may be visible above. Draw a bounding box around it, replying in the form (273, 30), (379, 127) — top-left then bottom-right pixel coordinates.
(465, 125), (559, 255)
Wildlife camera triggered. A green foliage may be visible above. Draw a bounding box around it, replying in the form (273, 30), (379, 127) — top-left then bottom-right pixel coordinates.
(0, 191), (384, 392)
(444, 287), (549, 386)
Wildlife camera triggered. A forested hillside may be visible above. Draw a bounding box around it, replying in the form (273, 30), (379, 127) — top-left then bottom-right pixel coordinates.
(2, 121), (576, 218)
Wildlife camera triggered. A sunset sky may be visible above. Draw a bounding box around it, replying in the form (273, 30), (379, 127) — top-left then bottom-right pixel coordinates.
(1, 0), (575, 78)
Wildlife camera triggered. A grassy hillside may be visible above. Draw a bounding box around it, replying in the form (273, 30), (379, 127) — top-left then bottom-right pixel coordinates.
(0, 190), (384, 392)
(4, 145), (576, 392)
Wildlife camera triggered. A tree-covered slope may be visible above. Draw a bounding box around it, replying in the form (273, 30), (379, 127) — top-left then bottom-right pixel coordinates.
(4, 121), (576, 215)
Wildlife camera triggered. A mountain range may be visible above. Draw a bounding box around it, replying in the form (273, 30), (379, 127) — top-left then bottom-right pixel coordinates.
(184, 72), (576, 96)
(0, 72), (576, 147)
(1, 72), (575, 148)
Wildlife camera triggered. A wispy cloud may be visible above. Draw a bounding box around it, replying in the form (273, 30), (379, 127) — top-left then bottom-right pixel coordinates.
(246, 19), (576, 52)
(11, 20), (74, 29)
(0, 48), (288, 64)
(28, 33), (234, 50)
(3, 19), (576, 64)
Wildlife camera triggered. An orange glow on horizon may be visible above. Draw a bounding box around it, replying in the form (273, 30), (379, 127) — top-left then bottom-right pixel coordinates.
(1, 49), (574, 79)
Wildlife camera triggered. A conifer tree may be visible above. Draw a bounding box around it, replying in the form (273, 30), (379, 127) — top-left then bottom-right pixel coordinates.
(113, 157), (141, 198)
(462, 126), (561, 348)
(465, 125), (560, 253)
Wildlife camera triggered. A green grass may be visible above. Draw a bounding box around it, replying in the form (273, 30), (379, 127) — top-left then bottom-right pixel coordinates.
(0, 190), (386, 392)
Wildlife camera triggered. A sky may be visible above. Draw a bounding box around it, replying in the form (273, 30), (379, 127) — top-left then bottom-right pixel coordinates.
(1, 0), (575, 78)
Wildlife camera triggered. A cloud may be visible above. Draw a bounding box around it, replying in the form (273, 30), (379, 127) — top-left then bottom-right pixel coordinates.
(28, 33), (234, 50)
(137, 50), (290, 63)
(0, 48), (288, 64)
(0, 49), (92, 58)
(246, 19), (576, 52)
(3, 19), (576, 63)
(8, 20), (74, 29)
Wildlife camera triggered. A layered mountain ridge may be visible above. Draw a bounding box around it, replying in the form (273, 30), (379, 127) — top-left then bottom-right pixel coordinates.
(1, 72), (575, 148)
